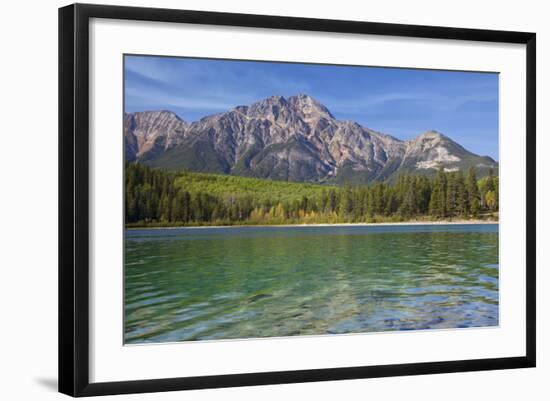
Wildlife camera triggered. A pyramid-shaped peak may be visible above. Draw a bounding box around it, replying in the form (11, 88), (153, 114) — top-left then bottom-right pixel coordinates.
(247, 95), (289, 111)
(263, 95), (288, 104)
(419, 130), (445, 138)
(126, 109), (187, 125)
(290, 93), (318, 101)
(287, 94), (334, 119)
(289, 94), (323, 106)
(413, 130), (452, 144)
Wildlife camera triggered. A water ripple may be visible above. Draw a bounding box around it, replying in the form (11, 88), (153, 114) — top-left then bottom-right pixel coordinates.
(125, 224), (499, 343)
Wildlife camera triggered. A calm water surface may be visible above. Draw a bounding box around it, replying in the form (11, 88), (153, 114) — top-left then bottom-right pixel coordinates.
(124, 224), (498, 344)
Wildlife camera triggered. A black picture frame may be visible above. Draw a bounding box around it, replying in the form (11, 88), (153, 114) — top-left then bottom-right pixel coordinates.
(59, 3), (536, 397)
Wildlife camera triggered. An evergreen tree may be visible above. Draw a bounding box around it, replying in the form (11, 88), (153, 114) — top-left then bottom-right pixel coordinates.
(339, 184), (353, 218)
(485, 190), (497, 211)
(384, 188), (398, 216)
(429, 168), (447, 217)
(445, 172), (457, 216)
(455, 171), (468, 216)
(124, 162), (498, 226)
(372, 183), (385, 215)
(493, 177), (499, 212)
(328, 189), (337, 213)
(399, 176), (417, 217)
(465, 167), (481, 216)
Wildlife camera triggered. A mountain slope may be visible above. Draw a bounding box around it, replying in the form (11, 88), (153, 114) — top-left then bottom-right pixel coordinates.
(126, 94), (498, 183)
(124, 110), (188, 161)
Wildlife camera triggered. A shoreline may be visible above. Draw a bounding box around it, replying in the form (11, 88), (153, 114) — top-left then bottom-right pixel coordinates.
(126, 220), (498, 230)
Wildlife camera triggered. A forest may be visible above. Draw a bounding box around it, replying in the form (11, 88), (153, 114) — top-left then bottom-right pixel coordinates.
(125, 162), (499, 227)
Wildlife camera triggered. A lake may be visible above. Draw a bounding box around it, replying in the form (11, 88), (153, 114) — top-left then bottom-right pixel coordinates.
(124, 224), (499, 344)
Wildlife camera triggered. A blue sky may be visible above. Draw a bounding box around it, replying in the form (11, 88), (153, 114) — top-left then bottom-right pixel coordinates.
(124, 55), (499, 160)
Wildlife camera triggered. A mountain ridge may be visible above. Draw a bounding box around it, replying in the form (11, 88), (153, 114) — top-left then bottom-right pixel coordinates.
(124, 94), (498, 184)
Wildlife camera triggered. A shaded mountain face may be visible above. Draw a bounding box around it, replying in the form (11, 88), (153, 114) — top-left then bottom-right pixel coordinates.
(125, 94), (498, 183)
(124, 110), (188, 161)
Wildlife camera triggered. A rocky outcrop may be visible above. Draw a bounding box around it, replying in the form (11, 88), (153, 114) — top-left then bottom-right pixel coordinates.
(124, 110), (188, 161)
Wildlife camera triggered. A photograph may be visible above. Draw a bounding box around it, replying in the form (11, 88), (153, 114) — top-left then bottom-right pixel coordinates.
(123, 55), (500, 344)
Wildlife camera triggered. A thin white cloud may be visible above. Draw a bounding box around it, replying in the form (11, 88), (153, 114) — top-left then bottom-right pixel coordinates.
(324, 90), (497, 115)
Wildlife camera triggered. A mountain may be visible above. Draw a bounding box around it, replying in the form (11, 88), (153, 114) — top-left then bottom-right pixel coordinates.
(124, 110), (188, 161)
(125, 94), (498, 184)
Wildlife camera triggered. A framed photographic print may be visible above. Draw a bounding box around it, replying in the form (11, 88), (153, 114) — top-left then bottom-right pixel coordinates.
(58, 3), (536, 397)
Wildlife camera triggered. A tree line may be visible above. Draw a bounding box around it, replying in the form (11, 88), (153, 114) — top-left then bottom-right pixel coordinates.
(125, 162), (498, 227)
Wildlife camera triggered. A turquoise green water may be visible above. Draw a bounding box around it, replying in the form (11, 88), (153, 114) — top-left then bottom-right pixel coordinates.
(124, 224), (498, 344)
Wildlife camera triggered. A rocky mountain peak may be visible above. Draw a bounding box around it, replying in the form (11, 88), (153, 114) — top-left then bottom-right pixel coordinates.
(408, 130), (450, 149)
(246, 95), (290, 118)
(124, 110), (188, 162)
(421, 129), (447, 138)
(233, 105), (249, 115)
(128, 109), (185, 124)
(287, 94), (335, 121)
(250, 95), (288, 109)
(242, 95), (311, 130)
(126, 94), (498, 183)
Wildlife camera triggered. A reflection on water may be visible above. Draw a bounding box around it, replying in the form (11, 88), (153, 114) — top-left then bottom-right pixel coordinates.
(124, 224), (499, 344)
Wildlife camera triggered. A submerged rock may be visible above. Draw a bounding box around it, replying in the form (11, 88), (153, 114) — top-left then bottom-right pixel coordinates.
(246, 293), (273, 304)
